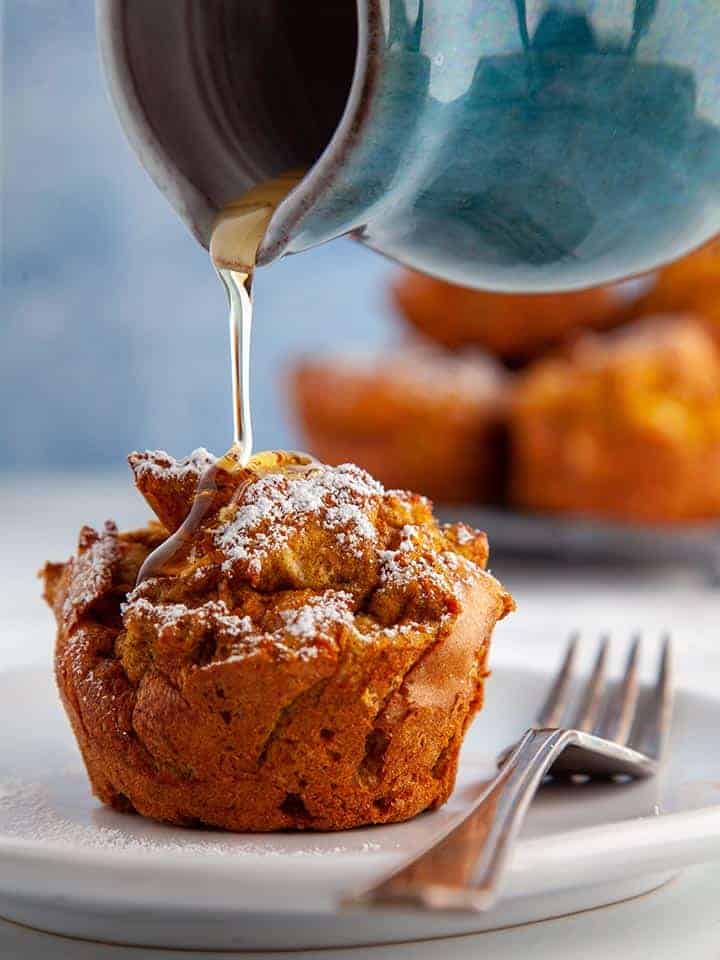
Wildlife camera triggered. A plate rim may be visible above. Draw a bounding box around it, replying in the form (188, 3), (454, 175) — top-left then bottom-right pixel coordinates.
(1, 663), (720, 911)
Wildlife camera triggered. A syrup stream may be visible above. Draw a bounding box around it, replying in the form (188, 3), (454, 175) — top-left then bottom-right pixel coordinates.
(209, 170), (303, 466)
(136, 172), (306, 585)
(217, 266), (254, 464)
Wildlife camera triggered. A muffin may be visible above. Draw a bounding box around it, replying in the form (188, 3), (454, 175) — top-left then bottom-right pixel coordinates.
(42, 449), (513, 832)
(290, 348), (507, 504)
(391, 270), (649, 363)
(633, 240), (720, 342)
(510, 318), (720, 522)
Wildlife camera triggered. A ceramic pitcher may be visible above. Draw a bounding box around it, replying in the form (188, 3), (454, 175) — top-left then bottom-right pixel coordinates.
(97, 0), (720, 291)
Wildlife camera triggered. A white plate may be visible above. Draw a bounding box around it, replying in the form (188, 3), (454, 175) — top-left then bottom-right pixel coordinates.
(1, 657), (720, 952)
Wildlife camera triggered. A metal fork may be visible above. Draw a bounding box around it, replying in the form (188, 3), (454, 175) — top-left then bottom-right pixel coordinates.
(348, 633), (674, 913)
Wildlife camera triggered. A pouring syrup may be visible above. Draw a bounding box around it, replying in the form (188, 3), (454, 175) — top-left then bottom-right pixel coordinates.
(137, 172), (314, 584)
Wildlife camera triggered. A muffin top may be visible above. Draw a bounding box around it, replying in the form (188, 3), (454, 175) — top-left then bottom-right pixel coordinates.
(513, 317), (720, 448)
(390, 269), (647, 360)
(635, 242), (720, 345)
(44, 451), (514, 830)
(55, 450), (511, 690)
(292, 346), (506, 434)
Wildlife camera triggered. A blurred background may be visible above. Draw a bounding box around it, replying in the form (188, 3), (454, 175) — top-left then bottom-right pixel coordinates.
(3, 1), (720, 545)
(2, 0), (398, 471)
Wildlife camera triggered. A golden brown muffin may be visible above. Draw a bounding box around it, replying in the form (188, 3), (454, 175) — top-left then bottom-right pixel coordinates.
(290, 348), (507, 504)
(127, 447), (216, 531)
(391, 270), (649, 363)
(43, 451), (513, 832)
(510, 318), (720, 523)
(632, 240), (720, 342)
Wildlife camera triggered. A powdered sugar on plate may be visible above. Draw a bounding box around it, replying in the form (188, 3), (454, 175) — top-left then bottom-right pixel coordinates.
(0, 774), (389, 858)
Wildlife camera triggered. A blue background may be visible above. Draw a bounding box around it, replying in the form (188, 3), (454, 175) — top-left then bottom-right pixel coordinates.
(1, 0), (399, 470)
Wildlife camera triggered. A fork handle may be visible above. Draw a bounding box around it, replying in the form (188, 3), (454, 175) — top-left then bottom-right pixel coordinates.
(358, 727), (569, 912)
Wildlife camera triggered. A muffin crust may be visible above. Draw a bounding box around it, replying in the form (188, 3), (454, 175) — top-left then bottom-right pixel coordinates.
(392, 270), (646, 363)
(291, 348), (507, 503)
(44, 453), (513, 832)
(510, 319), (720, 522)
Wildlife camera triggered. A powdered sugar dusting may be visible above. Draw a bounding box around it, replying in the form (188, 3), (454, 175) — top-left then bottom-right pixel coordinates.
(130, 448), (216, 482)
(454, 524), (476, 545)
(123, 592), (355, 664)
(279, 591), (354, 639)
(227, 590), (356, 663)
(62, 456), (492, 674)
(62, 523), (118, 622)
(216, 463), (382, 575)
(378, 524), (480, 597)
(123, 596), (254, 640)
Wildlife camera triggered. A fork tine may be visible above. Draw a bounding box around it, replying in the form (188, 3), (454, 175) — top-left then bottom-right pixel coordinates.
(536, 633), (579, 728)
(570, 636), (610, 731)
(596, 634), (641, 744)
(631, 634), (675, 760)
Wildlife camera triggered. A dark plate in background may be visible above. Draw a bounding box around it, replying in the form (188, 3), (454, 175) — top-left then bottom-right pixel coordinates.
(438, 506), (720, 584)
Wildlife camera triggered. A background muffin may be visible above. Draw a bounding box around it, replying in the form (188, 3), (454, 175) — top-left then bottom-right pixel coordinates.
(509, 319), (720, 522)
(44, 451), (513, 832)
(391, 270), (648, 364)
(285, 246), (720, 524)
(290, 348), (507, 504)
(631, 240), (720, 344)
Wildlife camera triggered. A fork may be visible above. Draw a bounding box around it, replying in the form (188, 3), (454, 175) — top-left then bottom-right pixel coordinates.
(348, 633), (674, 913)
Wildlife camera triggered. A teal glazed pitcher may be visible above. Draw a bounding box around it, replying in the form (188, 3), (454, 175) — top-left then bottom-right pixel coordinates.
(97, 0), (720, 291)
